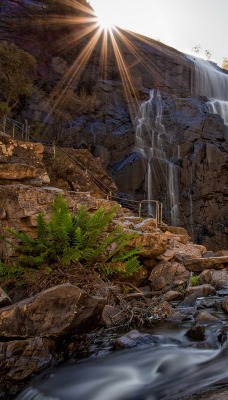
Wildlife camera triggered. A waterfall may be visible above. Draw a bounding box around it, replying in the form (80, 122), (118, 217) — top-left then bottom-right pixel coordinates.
(135, 90), (179, 225)
(190, 56), (228, 140)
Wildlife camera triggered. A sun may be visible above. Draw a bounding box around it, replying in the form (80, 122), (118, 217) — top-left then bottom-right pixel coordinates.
(96, 14), (115, 30)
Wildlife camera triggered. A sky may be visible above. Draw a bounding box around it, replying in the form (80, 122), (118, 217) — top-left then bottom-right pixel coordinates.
(89, 0), (228, 67)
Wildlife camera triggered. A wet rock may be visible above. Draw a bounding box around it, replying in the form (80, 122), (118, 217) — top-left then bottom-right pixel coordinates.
(0, 284), (105, 338)
(185, 325), (206, 341)
(167, 311), (194, 323)
(217, 327), (228, 345)
(221, 297), (228, 312)
(162, 290), (184, 302)
(0, 287), (12, 309)
(0, 337), (54, 380)
(101, 305), (123, 327)
(186, 284), (216, 297)
(114, 330), (158, 349)
(195, 311), (222, 324)
(199, 269), (228, 289)
(182, 292), (203, 307)
(197, 298), (216, 309)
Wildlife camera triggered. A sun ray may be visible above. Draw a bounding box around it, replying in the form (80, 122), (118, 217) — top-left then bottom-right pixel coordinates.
(46, 26), (103, 120)
(109, 28), (140, 123)
(98, 27), (109, 80)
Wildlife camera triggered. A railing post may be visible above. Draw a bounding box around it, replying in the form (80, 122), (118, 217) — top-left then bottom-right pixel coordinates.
(12, 123), (15, 140)
(3, 116), (6, 133)
(160, 203), (163, 225)
(25, 119), (29, 141)
(155, 202), (158, 228)
(139, 202), (142, 218)
(53, 143), (56, 160)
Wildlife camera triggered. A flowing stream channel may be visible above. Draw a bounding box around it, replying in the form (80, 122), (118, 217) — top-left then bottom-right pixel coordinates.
(16, 295), (228, 400)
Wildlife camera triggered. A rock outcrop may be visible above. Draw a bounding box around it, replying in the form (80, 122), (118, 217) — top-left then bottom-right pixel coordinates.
(0, 132), (49, 186)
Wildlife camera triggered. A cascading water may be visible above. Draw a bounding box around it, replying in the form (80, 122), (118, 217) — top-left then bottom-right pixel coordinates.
(190, 56), (228, 140)
(16, 345), (228, 400)
(135, 90), (179, 225)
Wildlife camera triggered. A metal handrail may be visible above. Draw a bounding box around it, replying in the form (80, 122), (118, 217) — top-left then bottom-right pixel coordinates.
(1, 115), (164, 225)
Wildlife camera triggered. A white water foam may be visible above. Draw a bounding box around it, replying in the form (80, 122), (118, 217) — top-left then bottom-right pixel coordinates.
(190, 56), (228, 140)
(135, 90), (179, 225)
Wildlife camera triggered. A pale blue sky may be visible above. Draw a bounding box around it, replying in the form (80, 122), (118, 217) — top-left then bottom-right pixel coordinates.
(90, 0), (228, 66)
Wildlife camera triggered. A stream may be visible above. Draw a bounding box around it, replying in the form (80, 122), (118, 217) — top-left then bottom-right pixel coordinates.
(16, 295), (228, 400)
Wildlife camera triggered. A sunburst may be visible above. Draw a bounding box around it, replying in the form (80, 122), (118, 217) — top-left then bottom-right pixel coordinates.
(42, 0), (171, 123)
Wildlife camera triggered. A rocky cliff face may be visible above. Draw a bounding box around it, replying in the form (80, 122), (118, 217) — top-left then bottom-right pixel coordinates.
(0, 0), (227, 250)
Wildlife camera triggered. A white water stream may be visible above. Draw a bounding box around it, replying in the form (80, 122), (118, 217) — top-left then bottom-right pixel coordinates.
(135, 90), (179, 225)
(16, 345), (228, 400)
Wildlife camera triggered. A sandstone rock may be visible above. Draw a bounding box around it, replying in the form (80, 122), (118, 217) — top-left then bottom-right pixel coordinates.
(199, 269), (228, 289)
(172, 241), (206, 259)
(195, 312), (222, 324)
(215, 250), (228, 257)
(126, 267), (149, 287)
(0, 134), (50, 186)
(0, 287), (12, 309)
(183, 256), (228, 272)
(149, 261), (190, 290)
(133, 218), (157, 232)
(143, 258), (158, 268)
(127, 231), (168, 258)
(164, 232), (189, 244)
(185, 325), (206, 341)
(163, 226), (191, 242)
(186, 284), (216, 297)
(0, 337), (53, 380)
(157, 249), (175, 261)
(0, 284), (105, 338)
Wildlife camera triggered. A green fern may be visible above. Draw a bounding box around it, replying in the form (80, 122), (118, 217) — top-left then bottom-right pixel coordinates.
(1, 194), (142, 278)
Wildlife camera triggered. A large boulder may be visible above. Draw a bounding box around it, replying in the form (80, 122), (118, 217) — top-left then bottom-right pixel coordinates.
(186, 284), (216, 297)
(0, 284), (105, 338)
(199, 269), (228, 289)
(127, 231), (168, 258)
(0, 337), (54, 380)
(149, 261), (190, 290)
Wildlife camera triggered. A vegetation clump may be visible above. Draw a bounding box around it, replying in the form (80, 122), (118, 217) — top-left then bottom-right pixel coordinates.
(0, 195), (141, 286)
(0, 42), (36, 115)
(189, 274), (200, 287)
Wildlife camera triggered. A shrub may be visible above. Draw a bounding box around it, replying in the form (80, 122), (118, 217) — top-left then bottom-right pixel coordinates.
(189, 275), (200, 287)
(1, 195), (141, 280)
